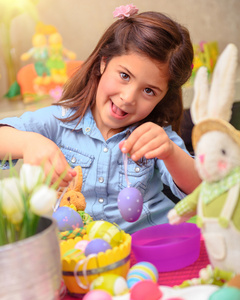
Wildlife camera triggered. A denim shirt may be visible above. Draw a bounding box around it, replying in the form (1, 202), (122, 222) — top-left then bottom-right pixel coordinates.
(0, 105), (188, 234)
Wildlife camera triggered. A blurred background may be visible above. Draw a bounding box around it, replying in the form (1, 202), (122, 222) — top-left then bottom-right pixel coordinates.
(0, 0), (240, 97)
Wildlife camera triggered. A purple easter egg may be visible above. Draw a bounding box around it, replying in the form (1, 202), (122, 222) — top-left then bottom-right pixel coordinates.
(84, 238), (112, 256)
(118, 187), (143, 222)
(52, 206), (83, 231)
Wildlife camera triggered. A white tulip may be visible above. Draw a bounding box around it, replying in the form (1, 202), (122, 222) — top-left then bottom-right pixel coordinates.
(20, 164), (45, 194)
(29, 185), (57, 216)
(0, 177), (24, 218)
(8, 211), (24, 225)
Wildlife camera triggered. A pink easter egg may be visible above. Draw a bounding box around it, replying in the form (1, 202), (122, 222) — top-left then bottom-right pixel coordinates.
(74, 240), (90, 252)
(83, 289), (112, 300)
(166, 298), (185, 300)
(118, 187), (143, 222)
(130, 280), (162, 300)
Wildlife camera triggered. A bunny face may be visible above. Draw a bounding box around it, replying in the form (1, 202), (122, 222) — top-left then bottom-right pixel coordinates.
(195, 130), (240, 182)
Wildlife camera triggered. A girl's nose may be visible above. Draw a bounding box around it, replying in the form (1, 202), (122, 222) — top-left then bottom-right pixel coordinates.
(198, 154), (205, 164)
(120, 87), (137, 105)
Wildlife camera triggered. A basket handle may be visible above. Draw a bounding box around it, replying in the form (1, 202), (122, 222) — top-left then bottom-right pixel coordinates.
(73, 254), (98, 290)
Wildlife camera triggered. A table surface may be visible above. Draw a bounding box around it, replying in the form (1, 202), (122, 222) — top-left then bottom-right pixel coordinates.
(62, 238), (210, 299)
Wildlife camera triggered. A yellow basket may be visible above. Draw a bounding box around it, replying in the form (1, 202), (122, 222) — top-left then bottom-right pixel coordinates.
(60, 232), (131, 297)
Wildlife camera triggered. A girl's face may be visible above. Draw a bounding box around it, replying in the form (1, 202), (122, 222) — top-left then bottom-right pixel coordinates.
(92, 52), (169, 139)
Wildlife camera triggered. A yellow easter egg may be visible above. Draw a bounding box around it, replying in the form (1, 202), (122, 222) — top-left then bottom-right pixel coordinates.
(86, 221), (123, 247)
(90, 274), (128, 296)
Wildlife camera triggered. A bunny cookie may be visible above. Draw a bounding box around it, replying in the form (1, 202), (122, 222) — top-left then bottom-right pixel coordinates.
(168, 43), (240, 276)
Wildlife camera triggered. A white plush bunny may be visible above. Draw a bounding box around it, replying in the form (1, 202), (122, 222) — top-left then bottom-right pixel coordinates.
(168, 43), (240, 276)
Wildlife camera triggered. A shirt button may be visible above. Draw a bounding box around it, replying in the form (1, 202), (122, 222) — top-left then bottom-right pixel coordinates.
(98, 177), (104, 183)
(71, 156), (76, 163)
(98, 198), (104, 203)
(135, 167), (140, 173)
(103, 147), (108, 153)
(85, 127), (91, 132)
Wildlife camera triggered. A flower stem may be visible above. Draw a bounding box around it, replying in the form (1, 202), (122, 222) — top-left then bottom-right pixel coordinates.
(0, 21), (17, 88)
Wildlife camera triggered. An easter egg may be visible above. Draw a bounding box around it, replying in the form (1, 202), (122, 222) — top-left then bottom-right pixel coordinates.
(130, 280), (162, 300)
(52, 206), (83, 231)
(63, 248), (85, 260)
(127, 261), (158, 289)
(83, 289), (112, 300)
(90, 274), (128, 296)
(118, 187), (143, 222)
(209, 287), (240, 300)
(84, 238), (112, 256)
(74, 240), (90, 252)
(86, 221), (123, 248)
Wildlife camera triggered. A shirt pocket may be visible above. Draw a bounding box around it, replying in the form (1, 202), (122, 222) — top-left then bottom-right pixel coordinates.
(60, 146), (94, 188)
(118, 158), (155, 196)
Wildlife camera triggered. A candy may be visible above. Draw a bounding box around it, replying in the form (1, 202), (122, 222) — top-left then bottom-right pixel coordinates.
(84, 238), (112, 256)
(52, 206), (83, 231)
(90, 274), (128, 296)
(86, 221), (123, 247)
(118, 187), (143, 222)
(127, 261), (158, 288)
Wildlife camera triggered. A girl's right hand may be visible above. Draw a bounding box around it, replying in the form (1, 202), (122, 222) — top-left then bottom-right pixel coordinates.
(23, 132), (76, 187)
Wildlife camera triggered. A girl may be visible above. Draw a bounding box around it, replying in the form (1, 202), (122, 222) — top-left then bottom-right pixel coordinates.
(0, 6), (201, 233)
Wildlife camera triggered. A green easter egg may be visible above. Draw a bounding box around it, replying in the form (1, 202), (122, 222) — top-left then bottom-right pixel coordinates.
(209, 287), (240, 300)
(90, 274), (128, 296)
(63, 248), (85, 260)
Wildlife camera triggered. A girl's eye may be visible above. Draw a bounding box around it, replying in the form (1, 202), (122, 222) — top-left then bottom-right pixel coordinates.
(144, 88), (155, 96)
(120, 72), (130, 81)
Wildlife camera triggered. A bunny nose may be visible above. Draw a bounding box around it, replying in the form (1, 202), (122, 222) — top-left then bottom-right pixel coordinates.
(198, 154), (205, 164)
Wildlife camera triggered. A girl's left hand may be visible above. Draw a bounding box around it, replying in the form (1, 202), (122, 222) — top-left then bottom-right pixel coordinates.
(119, 122), (173, 161)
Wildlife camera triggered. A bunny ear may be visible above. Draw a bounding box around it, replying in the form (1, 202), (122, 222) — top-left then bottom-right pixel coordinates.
(208, 43), (238, 121)
(190, 66), (209, 124)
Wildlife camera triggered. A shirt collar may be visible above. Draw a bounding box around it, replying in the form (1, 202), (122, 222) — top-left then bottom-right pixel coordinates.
(59, 107), (136, 138)
(59, 107), (94, 131)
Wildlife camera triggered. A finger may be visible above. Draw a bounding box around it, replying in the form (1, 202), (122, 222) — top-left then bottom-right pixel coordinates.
(49, 169), (73, 188)
(43, 161), (60, 185)
(68, 168), (77, 177)
(49, 152), (71, 179)
(122, 126), (151, 154)
(119, 140), (125, 150)
(55, 177), (71, 188)
(42, 158), (70, 187)
(145, 142), (171, 160)
(132, 131), (158, 154)
(131, 136), (161, 161)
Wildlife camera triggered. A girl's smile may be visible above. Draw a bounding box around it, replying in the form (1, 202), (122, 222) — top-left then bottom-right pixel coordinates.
(110, 100), (128, 118)
(92, 52), (169, 140)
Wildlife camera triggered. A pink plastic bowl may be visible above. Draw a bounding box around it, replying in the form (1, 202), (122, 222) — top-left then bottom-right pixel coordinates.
(131, 222), (201, 272)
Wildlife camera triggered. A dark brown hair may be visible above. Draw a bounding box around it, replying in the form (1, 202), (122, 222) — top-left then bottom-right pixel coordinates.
(57, 11), (193, 133)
